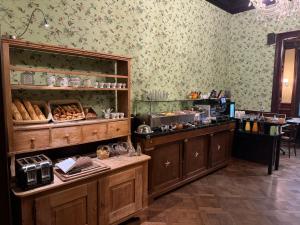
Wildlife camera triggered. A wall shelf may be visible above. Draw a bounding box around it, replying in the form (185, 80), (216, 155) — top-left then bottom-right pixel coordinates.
(11, 85), (128, 91)
(10, 66), (129, 79)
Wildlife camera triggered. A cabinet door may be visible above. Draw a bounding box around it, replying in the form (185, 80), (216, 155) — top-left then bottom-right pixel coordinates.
(210, 130), (234, 167)
(35, 182), (97, 225)
(147, 141), (181, 192)
(99, 166), (143, 225)
(184, 136), (209, 177)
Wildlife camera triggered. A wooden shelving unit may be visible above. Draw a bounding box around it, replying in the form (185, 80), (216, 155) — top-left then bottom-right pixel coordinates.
(1, 38), (132, 155)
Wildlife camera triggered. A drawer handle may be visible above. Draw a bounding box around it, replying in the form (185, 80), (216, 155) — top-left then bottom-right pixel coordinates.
(116, 128), (120, 131)
(64, 134), (70, 144)
(217, 145), (221, 151)
(164, 160), (171, 168)
(184, 138), (188, 143)
(92, 130), (98, 135)
(195, 152), (199, 158)
(30, 138), (35, 149)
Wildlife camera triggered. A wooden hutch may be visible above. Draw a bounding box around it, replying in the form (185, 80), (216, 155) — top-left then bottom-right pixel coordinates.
(1, 38), (149, 225)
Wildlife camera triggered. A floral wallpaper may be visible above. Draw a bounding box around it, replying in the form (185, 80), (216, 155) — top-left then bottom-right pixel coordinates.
(0, 0), (230, 114)
(227, 10), (300, 111)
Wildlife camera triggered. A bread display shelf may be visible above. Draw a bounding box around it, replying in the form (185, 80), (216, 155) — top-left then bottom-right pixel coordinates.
(11, 85), (129, 91)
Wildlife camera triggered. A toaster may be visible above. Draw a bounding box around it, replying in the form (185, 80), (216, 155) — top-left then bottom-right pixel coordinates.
(16, 154), (53, 190)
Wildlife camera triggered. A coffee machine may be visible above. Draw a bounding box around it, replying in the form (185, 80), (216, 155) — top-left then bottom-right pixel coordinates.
(193, 97), (235, 123)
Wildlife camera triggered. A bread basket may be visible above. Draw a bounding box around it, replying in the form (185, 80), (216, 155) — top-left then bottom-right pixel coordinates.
(13, 100), (51, 125)
(48, 99), (85, 123)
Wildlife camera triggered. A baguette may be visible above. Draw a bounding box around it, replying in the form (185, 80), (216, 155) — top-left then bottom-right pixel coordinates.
(33, 105), (47, 120)
(11, 102), (23, 121)
(14, 99), (31, 120)
(23, 100), (39, 120)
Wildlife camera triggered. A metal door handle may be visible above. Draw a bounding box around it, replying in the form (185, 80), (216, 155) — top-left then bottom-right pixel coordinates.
(217, 145), (221, 151)
(195, 152), (199, 158)
(164, 160), (171, 168)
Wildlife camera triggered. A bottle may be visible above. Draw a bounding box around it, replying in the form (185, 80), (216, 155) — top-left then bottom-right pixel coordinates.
(245, 119), (251, 132)
(136, 143), (142, 156)
(252, 120), (258, 133)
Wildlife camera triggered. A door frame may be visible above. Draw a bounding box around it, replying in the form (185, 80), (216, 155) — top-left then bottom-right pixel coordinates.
(271, 30), (300, 114)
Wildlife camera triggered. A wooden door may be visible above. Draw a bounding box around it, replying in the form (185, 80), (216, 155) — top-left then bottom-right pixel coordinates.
(147, 142), (181, 193)
(183, 136), (209, 177)
(35, 181), (97, 225)
(99, 166), (143, 225)
(210, 130), (234, 167)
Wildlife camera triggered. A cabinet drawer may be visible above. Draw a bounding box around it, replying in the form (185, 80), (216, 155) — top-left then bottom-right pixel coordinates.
(13, 129), (50, 152)
(82, 123), (107, 142)
(107, 120), (129, 138)
(51, 126), (82, 147)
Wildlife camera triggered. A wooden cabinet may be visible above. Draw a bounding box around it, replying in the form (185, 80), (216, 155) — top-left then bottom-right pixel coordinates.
(16, 159), (149, 225)
(13, 129), (50, 152)
(210, 130), (234, 167)
(146, 142), (181, 193)
(183, 136), (209, 177)
(34, 182), (97, 225)
(138, 122), (235, 200)
(99, 166), (144, 225)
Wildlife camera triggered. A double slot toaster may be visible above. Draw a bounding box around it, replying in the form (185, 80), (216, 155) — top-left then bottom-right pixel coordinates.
(16, 154), (53, 190)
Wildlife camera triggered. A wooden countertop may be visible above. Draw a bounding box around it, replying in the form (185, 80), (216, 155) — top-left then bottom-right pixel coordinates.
(12, 154), (150, 198)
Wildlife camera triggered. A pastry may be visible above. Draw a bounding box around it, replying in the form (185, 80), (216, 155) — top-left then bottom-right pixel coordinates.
(23, 100), (39, 120)
(11, 103), (23, 121)
(14, 99), (31, 120)
(52, 103), (84, 121)
(33, 105), (47, 120)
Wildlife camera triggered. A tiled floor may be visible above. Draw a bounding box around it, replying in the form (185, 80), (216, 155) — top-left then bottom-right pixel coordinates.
(123, 149), (300, 225)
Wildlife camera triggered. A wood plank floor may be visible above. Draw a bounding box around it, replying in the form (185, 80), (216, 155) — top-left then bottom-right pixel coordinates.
(122, 149), (300, 225)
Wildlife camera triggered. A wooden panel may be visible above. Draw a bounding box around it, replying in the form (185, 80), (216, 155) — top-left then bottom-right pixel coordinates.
(35, 181), (97, 225)
(99, 166), (143, 225)
(82, 123), (107, 142)
(148, 142), (181, 192)
(13, 129), (50, 152)
(107, 120), (129, 138)
(184, 135), (209, 177)
(210, 130), (233, 167)
(51, 126), (82, 147)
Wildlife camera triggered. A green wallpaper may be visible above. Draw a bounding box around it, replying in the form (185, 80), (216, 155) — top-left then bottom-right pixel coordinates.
(0, 0), (230, 114)
(2, 1), (298, 112)
(227, 10), (300, 111)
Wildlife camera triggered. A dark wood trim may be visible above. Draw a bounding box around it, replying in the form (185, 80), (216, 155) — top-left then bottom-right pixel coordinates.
(0, 54), (11, 225)
(271, 30), (300, 113)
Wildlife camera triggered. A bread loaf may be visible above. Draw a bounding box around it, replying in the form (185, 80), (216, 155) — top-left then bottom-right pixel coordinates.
(23, 100), (39, 120)
(14, 99), (31, 120)
(11, 103), (23, 121)
(33, 105), (47, 120)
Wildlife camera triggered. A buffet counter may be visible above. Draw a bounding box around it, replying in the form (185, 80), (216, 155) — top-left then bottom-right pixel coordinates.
(135, 120), (235, 201)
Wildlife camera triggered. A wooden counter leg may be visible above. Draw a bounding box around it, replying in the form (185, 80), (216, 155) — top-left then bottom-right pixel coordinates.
(275, 136), (281, 170)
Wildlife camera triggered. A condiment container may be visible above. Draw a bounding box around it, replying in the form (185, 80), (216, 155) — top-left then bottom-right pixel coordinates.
(56, 77), (69, 87)
(46, 75), (56, 86)
(83, 79), (92, 88)
(69, 77), (81, 87)
(252, 120), (258, 133)
(21, 72), (34, 85)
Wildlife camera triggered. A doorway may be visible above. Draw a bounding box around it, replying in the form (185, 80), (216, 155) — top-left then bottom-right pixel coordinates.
(271, 30), (300, 117)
